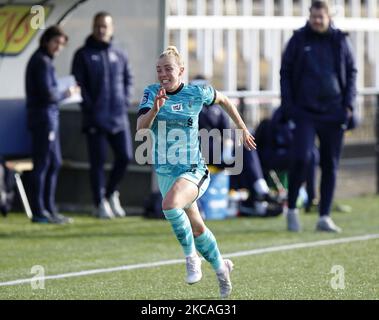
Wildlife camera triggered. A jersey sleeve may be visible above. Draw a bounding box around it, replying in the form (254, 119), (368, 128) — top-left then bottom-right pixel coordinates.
(137, 87), (155, 117)
(199, 85), (217, 107)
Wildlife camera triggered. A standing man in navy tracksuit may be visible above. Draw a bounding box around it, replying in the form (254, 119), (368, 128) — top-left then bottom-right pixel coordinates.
(280, 1), (357, 232)
(72, 12), (133, 219)
(26, 26), (78, 224)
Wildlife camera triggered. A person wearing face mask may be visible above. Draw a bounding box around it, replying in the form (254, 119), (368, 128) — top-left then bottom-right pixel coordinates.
(136, 46), (256, 299)
(25, 25), (78, 224)
(280, 1), (357, 232)
(72, 12), (133, 219)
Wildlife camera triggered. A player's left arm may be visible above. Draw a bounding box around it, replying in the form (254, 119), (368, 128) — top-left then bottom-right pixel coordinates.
(214, 90), (256, 151)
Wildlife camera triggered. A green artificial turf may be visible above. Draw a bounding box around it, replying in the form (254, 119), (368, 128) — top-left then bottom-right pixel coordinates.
(0, 195), (378, 300)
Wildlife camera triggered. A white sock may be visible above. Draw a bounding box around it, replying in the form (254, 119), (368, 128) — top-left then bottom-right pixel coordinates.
(254, 179), (270, 196)
(216, 263), (226, 274)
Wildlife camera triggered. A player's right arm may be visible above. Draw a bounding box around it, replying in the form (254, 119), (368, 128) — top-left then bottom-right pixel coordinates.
(136, 87), (168, 130)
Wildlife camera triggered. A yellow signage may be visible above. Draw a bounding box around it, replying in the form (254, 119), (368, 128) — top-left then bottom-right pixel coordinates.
(0, 5), (52, 55)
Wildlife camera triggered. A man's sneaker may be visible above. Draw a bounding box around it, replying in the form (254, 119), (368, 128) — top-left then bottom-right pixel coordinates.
(50, 212), (74, 224)
(31, 214), (50, 224)
(287, 208), (301, 232)
(185, 254), (202, 284)
(216, 259), (233, 299)
(31, 211), (60, 224)
(108, 191), (126, 218)
(94, 198), (114, 219)
(316, 216), (342, 233)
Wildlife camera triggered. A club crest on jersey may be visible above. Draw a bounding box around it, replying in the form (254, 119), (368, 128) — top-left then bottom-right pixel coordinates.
(141, 92), (149, 105)
(171, 103), (183, 111)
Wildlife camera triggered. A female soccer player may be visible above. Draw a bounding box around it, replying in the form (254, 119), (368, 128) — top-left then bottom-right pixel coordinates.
(137, 46), (255, 298)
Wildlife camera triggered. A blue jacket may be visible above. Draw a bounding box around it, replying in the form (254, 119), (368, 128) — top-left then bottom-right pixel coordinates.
(255, 106), (295, 172)
(25, 48), (65, 130)
(255, 107), (293, 155)
(280, 23), (357, 124)
(72, 36), (132, 133)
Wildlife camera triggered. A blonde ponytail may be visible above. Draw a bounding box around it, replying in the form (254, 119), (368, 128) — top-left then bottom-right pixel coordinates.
(159, 45), (184, 67)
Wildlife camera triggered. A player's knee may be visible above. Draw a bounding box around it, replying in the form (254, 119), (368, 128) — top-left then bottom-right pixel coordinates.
(162, 197), (181, 211)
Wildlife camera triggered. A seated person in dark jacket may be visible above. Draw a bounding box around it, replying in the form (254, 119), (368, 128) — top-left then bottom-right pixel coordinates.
(25, 26), (79, 224)
(194, 76), (234, 172)
(72, 12), (133, 219)
(255, 106), (319, 212)
(195, 76), (282, 217)
(231, 126), (284, 217)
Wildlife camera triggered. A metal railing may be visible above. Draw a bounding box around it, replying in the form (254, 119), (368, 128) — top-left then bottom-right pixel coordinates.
(219, 89), (378, 144)
(167, 0), (379, 93)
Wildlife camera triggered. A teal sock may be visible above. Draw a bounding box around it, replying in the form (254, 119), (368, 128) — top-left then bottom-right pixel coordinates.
(163, 208), (196, 257)
(194, 228), (223, 271)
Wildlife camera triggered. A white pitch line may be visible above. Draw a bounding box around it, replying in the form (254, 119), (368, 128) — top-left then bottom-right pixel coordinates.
(1, 233), (378, 287)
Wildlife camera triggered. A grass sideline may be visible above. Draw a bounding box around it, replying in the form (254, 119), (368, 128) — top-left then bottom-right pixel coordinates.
(0, 195), (378, 300)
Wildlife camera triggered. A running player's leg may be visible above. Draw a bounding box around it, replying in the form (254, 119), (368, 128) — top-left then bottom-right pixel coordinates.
(185, 202), (223, 271)
(185, 200), (233, 298)
(161, 178), (198, 257)
(161, 178), (201, 284)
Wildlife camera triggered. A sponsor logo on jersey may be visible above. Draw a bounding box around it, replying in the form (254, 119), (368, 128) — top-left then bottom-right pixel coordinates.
(171, 103), (183, 111)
